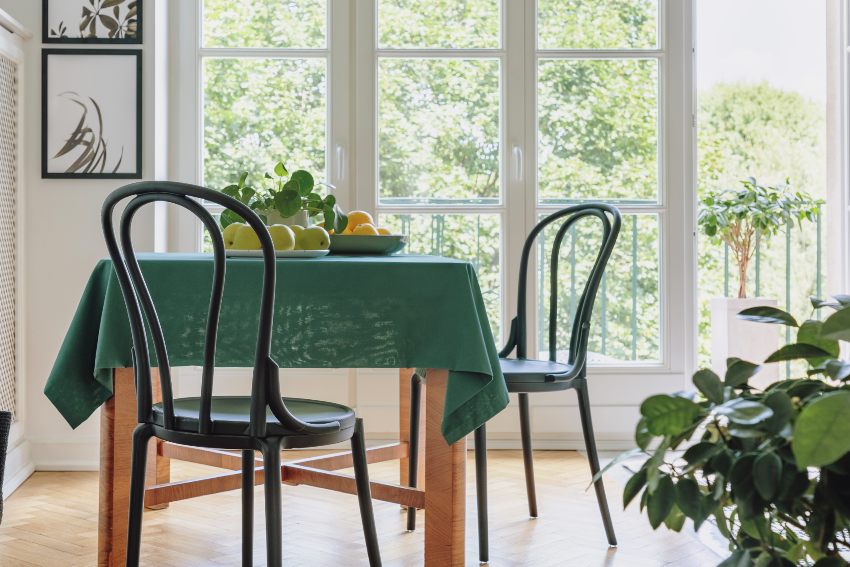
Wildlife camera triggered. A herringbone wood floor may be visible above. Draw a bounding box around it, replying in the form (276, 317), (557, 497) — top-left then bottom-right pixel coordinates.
(0, 450), (720, 566)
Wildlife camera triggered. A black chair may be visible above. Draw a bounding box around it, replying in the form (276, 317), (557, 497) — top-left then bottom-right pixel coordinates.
(102, 181), (381, 567)
(407, 204), (621, 563)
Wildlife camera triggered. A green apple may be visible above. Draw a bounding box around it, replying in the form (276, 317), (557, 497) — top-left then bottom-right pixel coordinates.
(289, 225), (306, 250)
(297, 226), (330, 251)
(222, 222), (245, 249)
(268, 224), (295, 251)
(231, 225), (262, 250)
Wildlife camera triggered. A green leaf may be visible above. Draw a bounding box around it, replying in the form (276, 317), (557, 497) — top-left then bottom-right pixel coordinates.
(765, 343), (832, 363)
(683, 442), (718, 467)
(693, 369), (724, 403)
(273, 190), (301, 218)
(663, 504), (686, 532)
(737, 306), (798, 327)
(725, 358), (761, 388)
(825, 360), (850, 381)
(322, 205), (336, 234)
(793, 392), (850, 467)
(718, 548), (752, 567)
(591, 448), (643, 486)
(715, 399), (773, 425)
(752, 451), (781, 500)
(273, 161), (287, 177)
(623, 467), (647, 509)
(222, 185), (240, 199)
(290, 170), (315, 196)
(813, 558), (848, 567)
(219, 209), (243, 229)
(238, 171), (248, 188)
(675, 477), (702, 519)
(332, 205), (349, 234)
(821, 306), (850, 342)
(762, 390), (793, 434)
(647, 475), (675, 529)
(797, 320), (839, 364)
(640, 395), (703, 437)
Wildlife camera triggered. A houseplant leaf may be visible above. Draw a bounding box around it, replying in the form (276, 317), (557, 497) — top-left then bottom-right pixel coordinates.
(693, 369), (724, 403)
(821, 306), (850, 342)
(765, 343), (832, 363)
(725, 358), (761, 388)
(290, 170), (315, 196)
(640, 395), (703, 437)
(792, 392), (850, 467)
(647, 475), (675, 529)
(753, 451), (782, 500)
(737, 306), (798, 327)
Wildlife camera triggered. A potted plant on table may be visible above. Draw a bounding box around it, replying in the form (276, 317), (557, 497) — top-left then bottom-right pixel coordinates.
(699, 177), (822, 385)
(218, 160), (348, 233)
(605, 297), (850, 566)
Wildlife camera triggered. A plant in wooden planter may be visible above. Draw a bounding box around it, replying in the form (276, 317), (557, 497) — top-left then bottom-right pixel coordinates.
(602, 298), (850, 566)
(699, 178), (823, 386)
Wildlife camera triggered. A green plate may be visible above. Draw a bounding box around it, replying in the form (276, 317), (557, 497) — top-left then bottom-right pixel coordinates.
(329, 234), (406, 255)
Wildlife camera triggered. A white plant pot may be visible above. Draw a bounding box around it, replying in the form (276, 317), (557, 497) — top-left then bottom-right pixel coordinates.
(265, 209), (309, 227)
(710, 297), (780, 389)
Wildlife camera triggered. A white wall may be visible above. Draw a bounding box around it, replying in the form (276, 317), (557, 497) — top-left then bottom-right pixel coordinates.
(0, 0), (165, 473)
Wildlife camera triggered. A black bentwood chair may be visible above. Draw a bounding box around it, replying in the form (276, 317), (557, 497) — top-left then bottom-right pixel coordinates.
(407, 204), (621, 563)
(102, 182), (381, 567)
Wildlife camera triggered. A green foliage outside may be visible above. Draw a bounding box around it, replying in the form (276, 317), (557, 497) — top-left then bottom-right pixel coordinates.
(605, 299), (850, 566)
(698, 82), (827, 366)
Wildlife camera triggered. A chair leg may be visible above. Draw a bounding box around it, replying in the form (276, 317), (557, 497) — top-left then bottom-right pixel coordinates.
(352, 418), (382, 566)
(576, 381), (617, 546)
(518, 393), (538, 518)
(126, 424), (153, 567)
(260, 438), (283, 567)
(241, 449), (255, 567)
(474, 424), (489, 564)
(406, 373), (422, 532)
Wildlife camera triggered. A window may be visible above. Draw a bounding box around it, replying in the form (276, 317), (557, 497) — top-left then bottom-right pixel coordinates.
(183, 1), (693, 373)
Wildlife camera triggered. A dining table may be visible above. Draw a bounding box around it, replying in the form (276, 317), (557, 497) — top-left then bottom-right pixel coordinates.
(44, 252), (509, 566)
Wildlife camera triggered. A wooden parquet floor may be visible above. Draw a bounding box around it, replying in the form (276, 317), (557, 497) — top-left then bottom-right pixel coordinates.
(0, 450), (720, 566)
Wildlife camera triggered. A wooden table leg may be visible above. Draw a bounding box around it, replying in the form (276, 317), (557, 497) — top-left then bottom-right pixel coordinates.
(424, 369), (465, 566)
(399, 368), (425, 495)
(98, 368), (163, 567)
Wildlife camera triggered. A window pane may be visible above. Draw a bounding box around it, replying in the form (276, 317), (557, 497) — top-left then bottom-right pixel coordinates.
(537, 0), (658, 50)
(538, 58), (658, 204)
(379, 58), (500, 204)
(537, 213), (660, 363)
(203, 58), (326, 190)
(380, 213), (502, 340)
(203, 0), (326, 49)
(378, 0), (500, 49)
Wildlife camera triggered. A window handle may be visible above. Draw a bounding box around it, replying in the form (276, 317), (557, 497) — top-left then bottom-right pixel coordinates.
(335, 145), (345, 183)
(512, 145), (523, 182)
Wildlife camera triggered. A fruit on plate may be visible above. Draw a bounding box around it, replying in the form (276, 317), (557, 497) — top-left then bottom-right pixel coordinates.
(231, 224), (262, 250)
(289, 225), (306, 249)
(268, 224), (295, 251)
(223, 222), (245, 248)
(352, 223), (379, 236)
(344, 211), (374, 234)
(377, 227), (391, 235)
(297, 226), (331, 250)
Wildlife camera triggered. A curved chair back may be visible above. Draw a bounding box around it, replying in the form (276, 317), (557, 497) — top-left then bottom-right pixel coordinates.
(501, 204), (621, 373)
(102, 181), (338, 438)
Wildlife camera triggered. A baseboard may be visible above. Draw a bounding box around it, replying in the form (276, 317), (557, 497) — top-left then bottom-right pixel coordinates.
(29, 438), (100, 471)
(3, 439), (34, 499)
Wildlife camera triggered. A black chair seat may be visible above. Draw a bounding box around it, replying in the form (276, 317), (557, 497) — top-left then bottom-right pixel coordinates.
(500, 358), (577, 392)
(153, 396), (356, 437)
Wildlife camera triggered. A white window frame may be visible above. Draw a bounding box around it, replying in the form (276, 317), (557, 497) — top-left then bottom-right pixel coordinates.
(170, 0), (696, 382)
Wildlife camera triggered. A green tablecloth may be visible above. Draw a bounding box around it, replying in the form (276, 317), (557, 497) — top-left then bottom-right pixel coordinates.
(44, 254), (508, 444)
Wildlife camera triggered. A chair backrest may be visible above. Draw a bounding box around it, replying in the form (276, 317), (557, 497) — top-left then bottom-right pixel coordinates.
(501, 204), (621, 373)
(101, 181), (339, 438)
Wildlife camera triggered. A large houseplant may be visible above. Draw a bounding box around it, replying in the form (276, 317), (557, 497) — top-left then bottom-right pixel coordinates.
(699, 178), (823, 386)
(218, 160), (348, 233)
(605, 298), (850, 566)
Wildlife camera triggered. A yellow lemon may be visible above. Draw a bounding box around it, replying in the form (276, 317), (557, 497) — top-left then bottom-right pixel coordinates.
(345, 211), (374, 234)
(377, 227), (392, 236)
(352, 223), (379, 236)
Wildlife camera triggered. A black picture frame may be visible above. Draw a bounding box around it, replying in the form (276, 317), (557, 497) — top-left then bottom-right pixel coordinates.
(42, 49), (143, 179)
(43, 0), (143, 44)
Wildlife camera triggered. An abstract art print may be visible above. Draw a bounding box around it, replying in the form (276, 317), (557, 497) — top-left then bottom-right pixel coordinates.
(42, 50), (142, 179)
(43, 0), (142, 44)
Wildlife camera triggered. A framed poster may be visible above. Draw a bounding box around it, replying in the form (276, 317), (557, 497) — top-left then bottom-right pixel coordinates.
(42, 49), (142, 179)
(43, 0), (142, 44)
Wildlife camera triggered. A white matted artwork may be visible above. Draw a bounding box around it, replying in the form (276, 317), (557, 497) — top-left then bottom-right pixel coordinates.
(41, 49), (142, 179)
(43, 0), (142, 44)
